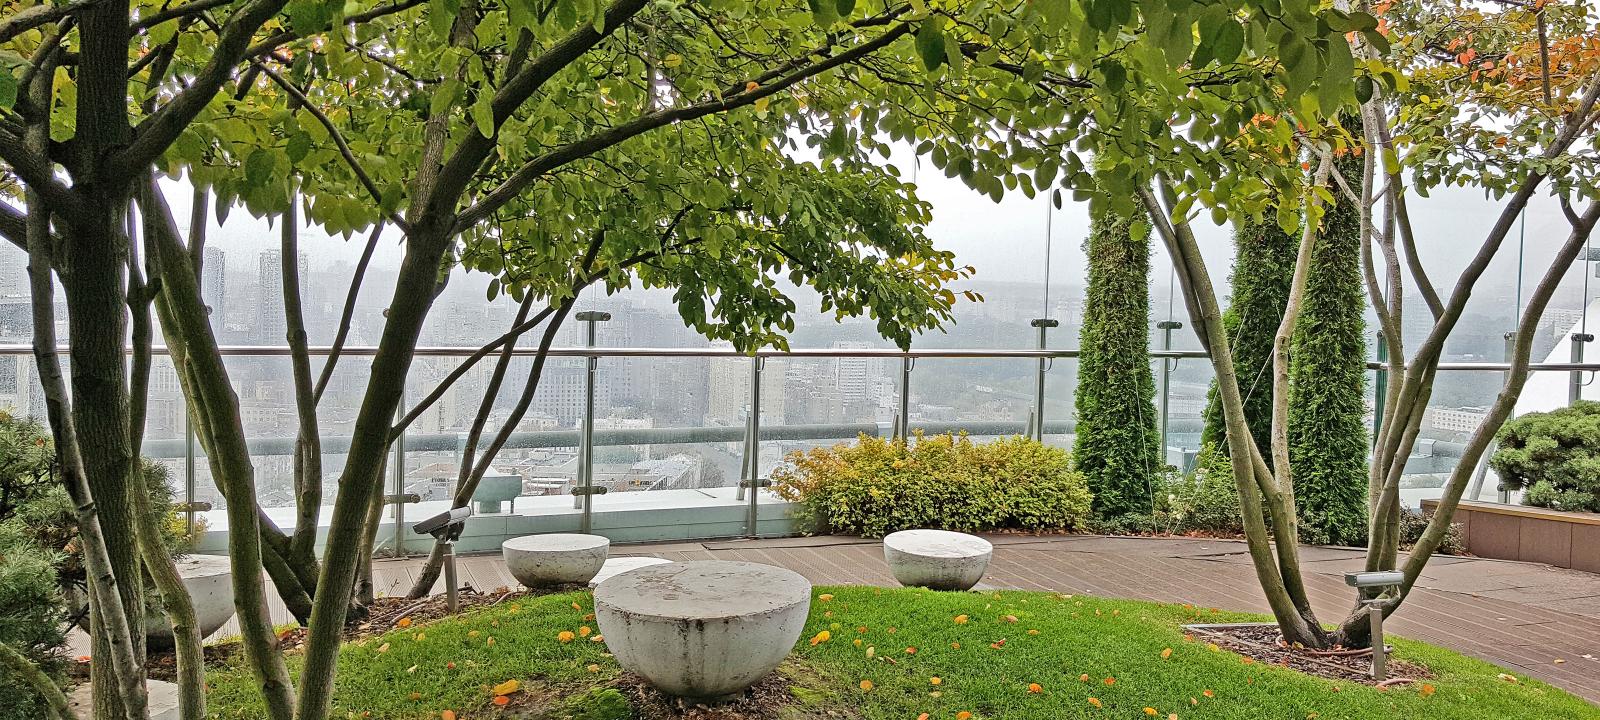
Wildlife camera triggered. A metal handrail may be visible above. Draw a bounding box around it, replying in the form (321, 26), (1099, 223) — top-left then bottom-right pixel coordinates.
(0, 343), (1209, 360)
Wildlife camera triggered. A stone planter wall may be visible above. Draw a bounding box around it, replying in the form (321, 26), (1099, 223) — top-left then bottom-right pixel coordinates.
(1422, 499), (1600, 573)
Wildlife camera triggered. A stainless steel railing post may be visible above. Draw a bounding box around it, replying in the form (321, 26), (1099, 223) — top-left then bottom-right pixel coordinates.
(1157, 320), (1183, 456)
(897, 355), (913, 441)
(574, 311), (611, 532)
(391, 389), (406, 557)
(1030, 319), (1057, 442)
(743, 356), (764, 537)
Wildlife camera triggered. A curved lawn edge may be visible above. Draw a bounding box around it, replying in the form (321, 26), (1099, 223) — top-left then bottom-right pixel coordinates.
(201, 586), (1600, 719)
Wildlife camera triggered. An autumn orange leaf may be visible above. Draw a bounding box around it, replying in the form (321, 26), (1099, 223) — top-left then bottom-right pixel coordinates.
(579, 626), (592, 637)
(591, 635), (604, 643)
(493, 696), (510, 707)
(1027, 683), (1043, 694)
(492, 679), (520, 695)
(819, 594), (834, 602)
(954, 615), (969, 625)
(1087, 697), (1103, 709)
(1203, 689), (1215, 698)
(1079, 674), (1090, 682)
(1161, 647), (1173, 659)
(1104, 677), (1116, 686)
(397, 617), (412, 628)
(557, 631), (575, 643)
(859, 680), (874, 691)
(1144, 708), (1158, 716)
(957, 712), (973, 720)
(905, 647), (917, 654)
(810, 630), (831, 646)
(441, 711), (456, 720)
(930, 677), (942, 685)
(1420, 683), (1436, 697)
(918, 715), (929, 720)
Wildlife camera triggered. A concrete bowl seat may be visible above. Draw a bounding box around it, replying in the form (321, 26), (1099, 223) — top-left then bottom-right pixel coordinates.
(588, 556), (673, 588)
(502, 533), (610, 587)
(882, 529), (993, 591)
(593, 560), (812, 701)
(147, 554), (235, 647)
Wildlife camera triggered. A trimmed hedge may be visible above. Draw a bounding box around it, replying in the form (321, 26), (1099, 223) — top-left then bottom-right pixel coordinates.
(771, 433), (1093, 537)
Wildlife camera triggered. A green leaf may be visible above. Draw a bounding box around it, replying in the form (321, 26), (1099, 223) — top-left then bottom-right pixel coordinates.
(471, 95), (495, 138)
(1212, 18), (1245, 66)
(285, 131), (312, 165)
(808, 0), (839, 26)
(915, 19), (946, 72)
(1316, 39), (1355, 116)
(0, 72), (16, 111)
(835, 0), (856, 17)
(1355, 74), (1374, 104)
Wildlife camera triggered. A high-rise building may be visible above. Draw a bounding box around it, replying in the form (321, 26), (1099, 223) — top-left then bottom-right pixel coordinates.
(255, 249), (308, 344)
(202, 246), (226, 325)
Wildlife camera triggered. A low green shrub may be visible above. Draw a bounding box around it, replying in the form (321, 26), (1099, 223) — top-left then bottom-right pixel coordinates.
(1491, 401), (1600, 513)
(770, 433), (1092, 537)
(0, 413), (70, 717)
(1153, 446), (1247, 536)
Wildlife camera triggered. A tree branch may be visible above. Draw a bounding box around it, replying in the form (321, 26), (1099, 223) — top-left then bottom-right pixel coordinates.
(0, 0), (105, 43)
(452, 21), (914, 231)
(314, 222), (386, 402)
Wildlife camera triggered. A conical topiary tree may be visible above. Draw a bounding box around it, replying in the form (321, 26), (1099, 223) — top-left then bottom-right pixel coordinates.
(1074, 207), (1161, 518)
(1201, 216), (1298, 463)
(1286, 149), (1371, 547)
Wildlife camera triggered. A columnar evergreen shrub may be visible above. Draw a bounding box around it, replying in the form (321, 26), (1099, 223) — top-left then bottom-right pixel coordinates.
(770, 433), (1093, 537)
(1286, 150), (1372, 547)
(0, 413), (69, 716)
(1200, 216), (1297, 462)
(1073, 208), (1161, 518)
(1491, 401), (1600, 513)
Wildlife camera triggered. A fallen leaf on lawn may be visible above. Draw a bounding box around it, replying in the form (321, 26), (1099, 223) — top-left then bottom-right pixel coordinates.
(415, 633), (426, 642)
(493, 696), (510, 707)
(1498, 673), (1518, 683)
(397, 618), (412, 628)
(1104, 677), (1115, 685)
(866, 646), (876, 658)
(579, 626), (592, 637)
(1161, 647), (1174, 659)
(588, 664), (601, 673)
(486, 636), (496, 647)
(1027, 683), (1043, 694)
(591, 635), (604, 643)
(1202, 689), (1214, 698)
(918, 715), (929, 720)
(887, 627), (897, 634)
(558, 631), (576, 643)
(408, 692), (421, 701)
(1087, 698), (1103, 709)
(956, 712), (972, 720)
(1004, 615), (1018, 623)
(810, 630), (831, 646)
(819, 594), (834, 602)
(493, 679), (520, 695)
(468, 631), (480, 638)
(859, 680), (874, 691)
(930, 677), (942, 685)
(1420, 683), (1436, 697)
(951, 642), (961, 649)
(446, 662), (456, 669)
(857, 626), (868, 633)
(406, 665), (418, 674)
(441, 711), (456, 720)
(571, 602), (582, 611)
(955, 615), (969, 625)
(1207, 643), (1219, 652)
(1079, 674), (1089, 682)
(1190, 697), (1198, 705)
(1144, 708), (1157, 716)
(1027, 629), (1040, 635)
(905, 647), (917, 655)
(377, 643), (391, 653)
(1113, 610), (1121, 616)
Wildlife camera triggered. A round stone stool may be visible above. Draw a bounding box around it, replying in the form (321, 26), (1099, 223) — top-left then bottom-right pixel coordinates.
(588, 556), (673, 588)
(594, 561), (811, 701)
(882, 529), (992, 591)
(147, 554), (235, 647)
(502, 533), (610, 587)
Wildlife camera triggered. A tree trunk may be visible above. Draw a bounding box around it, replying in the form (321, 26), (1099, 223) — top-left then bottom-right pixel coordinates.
(293, 229), (455, 720)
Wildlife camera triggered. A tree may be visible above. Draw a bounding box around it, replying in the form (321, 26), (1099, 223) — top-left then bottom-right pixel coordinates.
(1286, 146), (1370, 547)
(1200, 217), (1296, 463)
(1137, 0), (1600, 648)
(1073, 205), (1160, 518)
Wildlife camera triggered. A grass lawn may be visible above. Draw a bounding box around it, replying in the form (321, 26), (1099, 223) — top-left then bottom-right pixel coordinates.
(203, 586), (1600, 719)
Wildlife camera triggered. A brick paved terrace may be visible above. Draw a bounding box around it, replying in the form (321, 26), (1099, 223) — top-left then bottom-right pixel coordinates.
(329, 533), (1600, 705)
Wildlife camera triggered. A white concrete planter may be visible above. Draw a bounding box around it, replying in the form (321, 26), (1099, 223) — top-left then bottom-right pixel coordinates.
(146, 554), (236, 645)
(71, 679), (180, 720)
(502, 533), (610, 587)
(594, 561), (811, 701)
(882, 529), (992, 591)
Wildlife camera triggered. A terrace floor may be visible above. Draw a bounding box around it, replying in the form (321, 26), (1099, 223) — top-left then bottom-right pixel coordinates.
(302, 534), (1600, 704)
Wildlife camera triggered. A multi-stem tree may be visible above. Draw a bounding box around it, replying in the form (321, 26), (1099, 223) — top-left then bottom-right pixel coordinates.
(1074, 205), (1160, 518)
